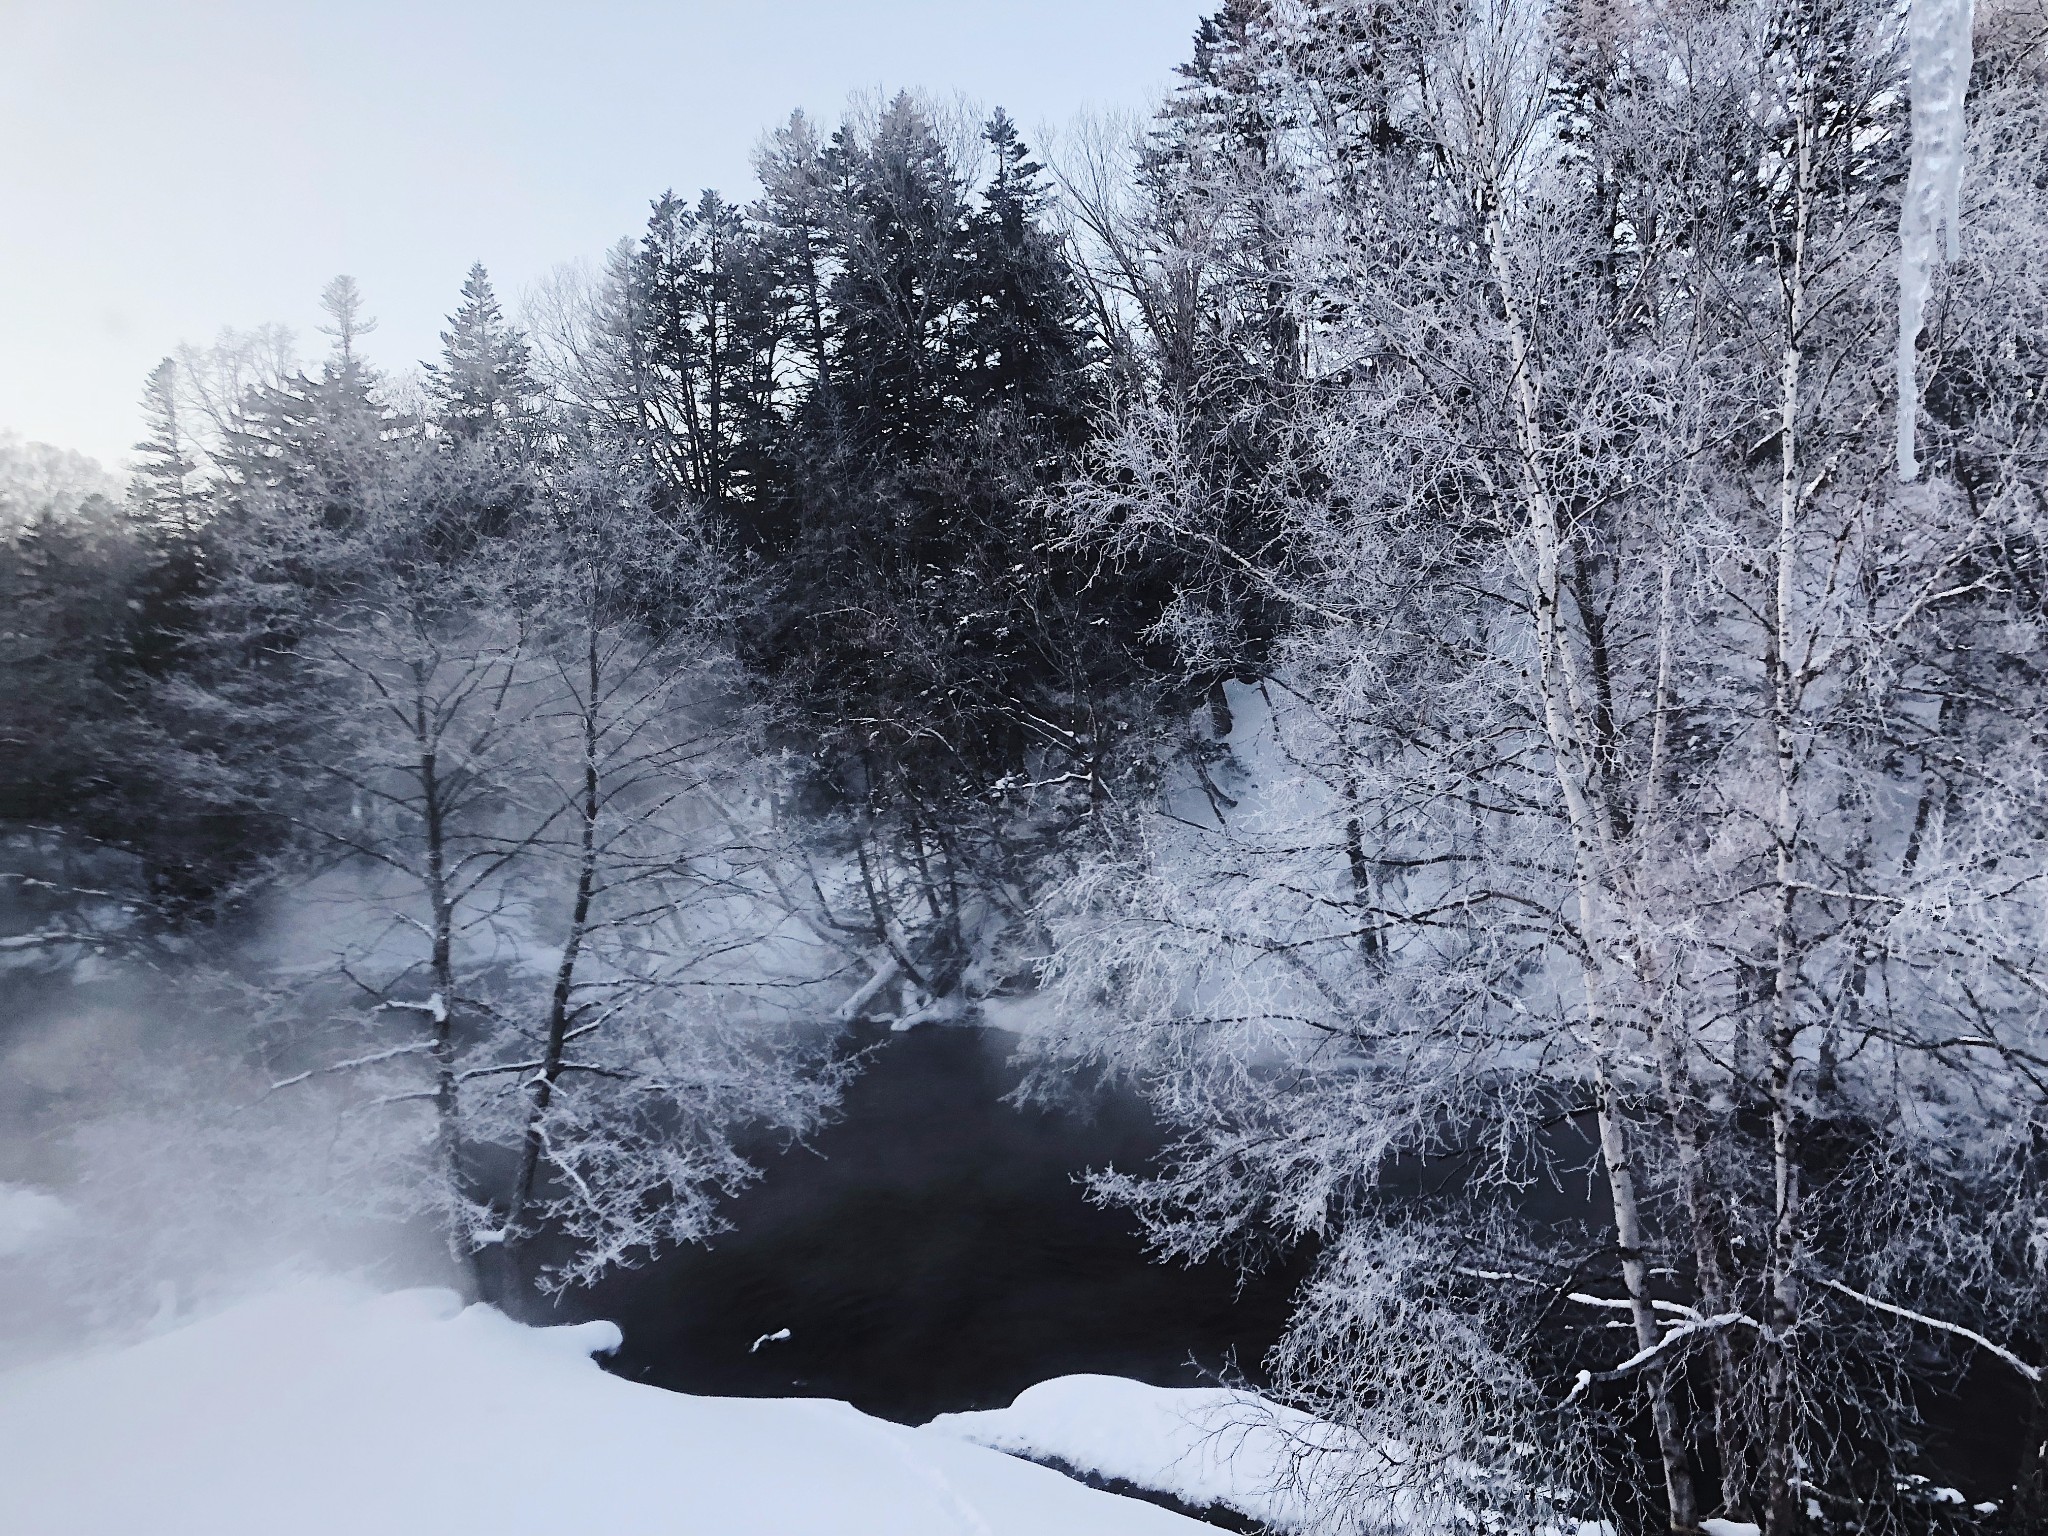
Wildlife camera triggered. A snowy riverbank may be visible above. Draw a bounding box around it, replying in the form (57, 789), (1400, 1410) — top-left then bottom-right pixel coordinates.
(0, 1280), (1231, 1536)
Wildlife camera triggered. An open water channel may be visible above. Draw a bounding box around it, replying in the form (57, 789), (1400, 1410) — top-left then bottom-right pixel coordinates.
(534, 1022), (1312, 1425)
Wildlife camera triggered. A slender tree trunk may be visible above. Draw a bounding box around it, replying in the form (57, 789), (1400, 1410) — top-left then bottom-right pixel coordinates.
(798, 229), (832, 397)
(1485, 193), (1701, 1534)
(705, 296), (725, 507)
(1644, 966), (1753, 1518)
(854, 807), (928, 998)
(414, 665), (478, 1297)
(505, 617), (603, 1254)
(1638, 561), (1753, 1519)
(1760, 74), (1818, 1536)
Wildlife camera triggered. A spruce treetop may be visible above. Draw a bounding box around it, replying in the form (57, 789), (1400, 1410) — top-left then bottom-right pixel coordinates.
(429, 263), (538, 445)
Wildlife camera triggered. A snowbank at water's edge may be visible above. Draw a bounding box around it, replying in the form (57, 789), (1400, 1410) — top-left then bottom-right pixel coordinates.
(929, 1373), (1378, 1532)
(931, 1373), (1334, 1528)
(0, 1280), (1209, 1536)
(928, 1374), (1617, 1536)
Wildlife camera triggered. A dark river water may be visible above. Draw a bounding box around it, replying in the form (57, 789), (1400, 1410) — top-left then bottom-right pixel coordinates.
(518, 1019), (2022, 1519)
(532, 1022), (1312, 1425)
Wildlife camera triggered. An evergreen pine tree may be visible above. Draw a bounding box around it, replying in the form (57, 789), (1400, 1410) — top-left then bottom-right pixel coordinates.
(753, 111), (840, 401)
(222, 277), (398, 538)
(634, 190), (781, 517)
(306, 274), (394, 486)
(814, 93), (970, 453)
(316, 275), (377, 391)
(129, 358), (201, 536)
(962, 111), (1096, 437)
(734, 96), (1132, 1005)
(427, 263), (539, 447)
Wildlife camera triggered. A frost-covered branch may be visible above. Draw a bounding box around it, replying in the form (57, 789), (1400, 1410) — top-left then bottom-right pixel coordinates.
(1563, 1314), (1762, 1404)
(1816, 1276), (2041, 1382)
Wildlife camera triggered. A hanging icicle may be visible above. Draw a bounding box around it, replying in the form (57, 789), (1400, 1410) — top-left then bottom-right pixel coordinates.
(1896, 0), (1975, 481)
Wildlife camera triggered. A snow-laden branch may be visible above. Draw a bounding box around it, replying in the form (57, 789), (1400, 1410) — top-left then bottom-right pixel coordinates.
(0, 928), (121, 952)
(0, 872), (154, 906)
(373, 991), (449, 1024)
(1453, 1270), (1706, 1325)
(1564, 1313), (1762, 1404)
(268, 1040), (438, 1092)
(1566, 1291), (1707, 1324)
(1817, 1277), (2041, 1382)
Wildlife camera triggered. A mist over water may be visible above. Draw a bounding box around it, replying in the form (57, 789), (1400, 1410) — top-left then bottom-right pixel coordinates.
(0, 869), (462, 1363)
(0, 878), (1300, 1413)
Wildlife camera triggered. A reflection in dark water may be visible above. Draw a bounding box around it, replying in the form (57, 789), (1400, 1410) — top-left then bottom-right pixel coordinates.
(534, 1023), (1312, 1425)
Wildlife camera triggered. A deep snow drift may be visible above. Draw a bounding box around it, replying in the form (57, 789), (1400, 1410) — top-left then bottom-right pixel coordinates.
(0, 1281), (1212, 1536)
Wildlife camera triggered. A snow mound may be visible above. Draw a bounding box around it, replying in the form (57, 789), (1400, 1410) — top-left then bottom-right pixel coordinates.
(0, 1280), (1209, 1536)
(925, 1376), (1617, 1535)
(926, 1373), (1363, 1531)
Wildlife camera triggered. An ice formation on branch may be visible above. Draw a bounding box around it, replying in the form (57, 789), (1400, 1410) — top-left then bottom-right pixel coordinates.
(1896, 0), (1975, 480)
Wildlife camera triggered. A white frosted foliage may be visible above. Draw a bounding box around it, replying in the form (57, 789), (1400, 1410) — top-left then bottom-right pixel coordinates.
(1897, 0), (1975, 480)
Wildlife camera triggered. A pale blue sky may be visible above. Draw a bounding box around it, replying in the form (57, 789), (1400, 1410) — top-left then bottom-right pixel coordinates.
(0, 1), (1206, 467)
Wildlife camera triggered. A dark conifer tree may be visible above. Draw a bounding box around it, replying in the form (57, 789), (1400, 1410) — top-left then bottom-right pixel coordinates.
(0, 490), (146, 830)
(119, 360), (210, 683)
(814, 95), (971, 451)
(635, 190), (783, 521)
(220, 277), (401, 544)
(753, 111), (840, 403)
(962, 111), (1097, 438)
(721, 97), (1139, 999)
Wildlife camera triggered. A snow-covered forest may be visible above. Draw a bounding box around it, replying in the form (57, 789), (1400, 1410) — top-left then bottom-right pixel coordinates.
(3, 2), (2047, 1533)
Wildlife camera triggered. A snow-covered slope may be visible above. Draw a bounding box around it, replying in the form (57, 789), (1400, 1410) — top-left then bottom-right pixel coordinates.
(0, 1282), (1209, 1536)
